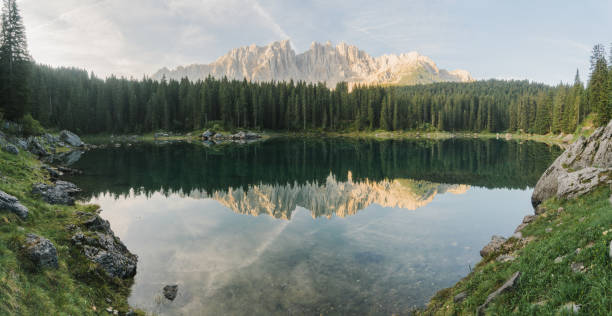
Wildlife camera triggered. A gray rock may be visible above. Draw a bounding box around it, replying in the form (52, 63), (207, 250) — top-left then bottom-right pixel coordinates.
(554, 255), (566, 263)
(202, 130), (215, 139)
(27, 137), (49, 156)
(32, 181), (81, 205)
(545, 227), (552, 233)
(532, 120), (612, 207)
(83, 215), (111, 232)
(480, 235), (507, 257)
(477, 272), (520, 316)
(11, 137), (28, 150)
(0, 190), (28, 219)
(557, 167), (612, 201)
(43, 133), (59, 144)
(562, 134), (574, 143)
(72, 215), (137, 279)
(496, 255), (516, 263)
(522, 215), (537, 223)
(609, 240), (612, 260)
(534, 205), (547, 215)
(163, 285), (178, 301)
(570, 262), (585, 273)
(3, 143), (19, 155)
(559, 302), (581, 313)
(42, 165), (62, 179)
(59, 130), (84, 147)
(24, 233), (58, 269)
(453, 292), (467, 303)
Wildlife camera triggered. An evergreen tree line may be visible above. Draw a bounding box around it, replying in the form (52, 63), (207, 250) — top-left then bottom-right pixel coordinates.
(68, 138), (562, 199)
(26, 64), (602, 135)
(1, 0), (611, 134)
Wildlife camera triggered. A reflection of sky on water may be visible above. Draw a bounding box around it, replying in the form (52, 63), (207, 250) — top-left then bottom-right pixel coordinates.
(89, 185), (533, 315)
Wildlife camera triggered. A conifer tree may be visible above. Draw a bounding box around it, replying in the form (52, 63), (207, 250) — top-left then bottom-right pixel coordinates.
(0, 0), (30, 120)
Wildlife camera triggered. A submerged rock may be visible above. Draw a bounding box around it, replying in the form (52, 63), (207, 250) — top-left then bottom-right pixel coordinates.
(24, 233), (58, 269)
(59, 130), (84, 147)
(32, 181), (81, 205)
(72, 214), (137, 279)
(532, 120), (612, 207)
(0, 190), (28, 219)
(163, 285), (179, 301)
(480, 235), (507, 257)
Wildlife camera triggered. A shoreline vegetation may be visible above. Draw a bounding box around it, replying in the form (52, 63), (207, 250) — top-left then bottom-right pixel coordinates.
(416, 121), (612, 315)
(0, 130), (143, 315)
(82, 128), (588, 147)
(80, 113), (599, 147)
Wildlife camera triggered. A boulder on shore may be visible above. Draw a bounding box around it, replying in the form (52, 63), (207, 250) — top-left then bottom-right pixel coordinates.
(59, 130), (84, 147)
(202, 130), (215, 139)
(0, 190), (29, 219)
(532, 119), (612, 207)
(24, 233), (58, 269)
(32, 181), (81, 205)
(480, 235), (507, 257)
(2, 143), (19, 155)
(72, 214), (138, 279)
(27, 137), (49, 156)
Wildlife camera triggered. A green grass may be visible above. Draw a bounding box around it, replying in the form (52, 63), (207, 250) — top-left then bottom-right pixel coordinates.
(0, 149), (143, 315)
(417, 187), (612, 316)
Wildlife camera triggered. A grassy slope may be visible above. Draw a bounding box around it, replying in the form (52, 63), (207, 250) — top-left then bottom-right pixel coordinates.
(0, 149), (140, 315)
(417, 187), (612, 315)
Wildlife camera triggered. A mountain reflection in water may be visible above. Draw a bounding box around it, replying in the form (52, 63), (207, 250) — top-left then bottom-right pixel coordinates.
(185, 173), (470, 219)
(63, 138), (562, 315)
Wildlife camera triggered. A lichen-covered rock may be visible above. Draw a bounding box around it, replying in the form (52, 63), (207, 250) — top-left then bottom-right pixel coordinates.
(72, 214), (137, 279)
(24, 233), (58, 269)
(480, 235), (507, 257)
(32, 181), (81, 205)
(27, 137), (49, 156)
(3, 143), (19, 155)
(59, 130), (84, 147)
(0, 190), (28, 219)
(532, 120), (612, 207)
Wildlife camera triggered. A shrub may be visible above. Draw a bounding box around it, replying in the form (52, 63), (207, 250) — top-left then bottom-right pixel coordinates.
(20, 114), (45, 136)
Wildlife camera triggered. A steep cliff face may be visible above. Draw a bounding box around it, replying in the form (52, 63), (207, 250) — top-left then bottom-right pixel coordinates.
(153, 40), (473, 87)
(532, 120), (612, 207)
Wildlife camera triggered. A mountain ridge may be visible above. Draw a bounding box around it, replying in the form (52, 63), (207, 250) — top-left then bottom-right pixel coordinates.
(153, 40), (473, 87)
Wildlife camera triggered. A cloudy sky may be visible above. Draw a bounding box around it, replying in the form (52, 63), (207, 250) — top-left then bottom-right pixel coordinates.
(19, 0), (612, 84)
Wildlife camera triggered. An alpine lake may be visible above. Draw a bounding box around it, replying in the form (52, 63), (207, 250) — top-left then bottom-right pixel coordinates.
(62, 137), (562, 315)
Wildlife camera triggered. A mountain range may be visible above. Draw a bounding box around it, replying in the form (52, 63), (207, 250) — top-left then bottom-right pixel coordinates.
(153, 40), (473, 87)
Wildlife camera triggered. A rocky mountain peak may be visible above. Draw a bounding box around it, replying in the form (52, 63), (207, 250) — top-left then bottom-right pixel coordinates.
(153, 40), (473, 87)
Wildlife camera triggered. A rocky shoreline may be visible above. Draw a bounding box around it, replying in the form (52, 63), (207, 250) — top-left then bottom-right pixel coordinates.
(0, 128), (139, 315)
(421, 120), (612, 315)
